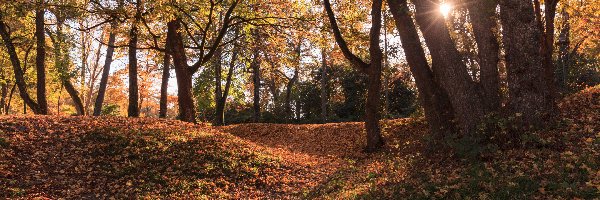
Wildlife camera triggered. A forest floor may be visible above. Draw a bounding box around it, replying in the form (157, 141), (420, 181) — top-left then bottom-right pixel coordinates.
(1, 86), (599, 199)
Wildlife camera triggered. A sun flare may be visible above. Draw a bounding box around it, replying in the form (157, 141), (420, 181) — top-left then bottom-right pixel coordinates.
(440, 3), (452, 17)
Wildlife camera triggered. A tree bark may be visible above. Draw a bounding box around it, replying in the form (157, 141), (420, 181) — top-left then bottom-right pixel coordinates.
(0, 82), (7, 114)
(0, 14), (41, 114)
(466, 0), (501, 112)
(213, 47), (224, 125)
(320, 49), (328, 123)
(542, 0), (559, 99)
(159, 38), (171, 118)
(127, 4), (141, 117)
(388, 0), (457, 137)
(214, 43), (238, 125)
(49, 19), (85, 115)
(412, 0), (486, 135)
(499, 0), (557, 128)
(168, 19), (196, 123)
(251, 46), (261, 123)
(35, 4), (48, 114)
(6, 84), (16, 114)
(323, 0), (384, 151)
(93, 24), (116, 116)
(364, 0), (385, 152)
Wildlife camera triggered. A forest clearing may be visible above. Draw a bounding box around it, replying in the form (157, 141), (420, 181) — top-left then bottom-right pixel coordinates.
(1, 0), (599, 198)
(1, 86), (598, 199)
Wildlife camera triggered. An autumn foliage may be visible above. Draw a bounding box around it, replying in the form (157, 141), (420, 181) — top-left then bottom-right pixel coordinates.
(1, 86), (598, 198)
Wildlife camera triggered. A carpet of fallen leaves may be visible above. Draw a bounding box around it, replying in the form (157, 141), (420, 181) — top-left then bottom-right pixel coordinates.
(0, 85), (598, 199)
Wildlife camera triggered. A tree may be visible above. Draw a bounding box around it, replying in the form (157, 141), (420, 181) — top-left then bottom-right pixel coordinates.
(93, 23), (117, 116)
(323, 0), (384, 151)
(35, 0), (48, 114)
(127, 0), (142, 117)
(499, 0), (558, 127)
(0, 12), (43, 114)
(47, 15), (85, 115)
(387, 0), (456, 137)
(166, 0), (239, 123)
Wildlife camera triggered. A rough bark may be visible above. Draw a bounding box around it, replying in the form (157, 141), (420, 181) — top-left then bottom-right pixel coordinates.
(499, 0), (557, 128)
(542, 0), (559, 98)
(466, 0), (501, 112)
(251, 46), (261, 122)
(168, 20), (196, 123)
(35, 5), (48, 114)
(0, 14), (41, 114)
(93, 24), (116, 116)
(364, 0), (385, 151)
(324, 0), (385, 151)
(127, 5), (141, 117)
(388, 0), (457, 137)
(412, 0), (486, 135)
(320, 49), (328, 123)
(159, 38), (171, 118)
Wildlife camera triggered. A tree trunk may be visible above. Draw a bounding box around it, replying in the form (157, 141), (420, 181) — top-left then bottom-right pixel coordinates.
(284, 69), (298, 121)
(320, 49), (328, 123)
(499, 0), (557, 128)
(466, 0), (501, 112)
(251, 51), (261, 123)
(213, 47), (225, 125)
(0, 82), (7, 114)
(388, 0), (457, 137)
(93, 24), (116, 116)
(363, 0), (385, 152)
(542, 0), (559, 99)
(412, 0), (486, 135)
(35, 4), (48, 114)
(168, 20), (196, 123)
(6, 84), (16, 114)
(50, 19), (85, 116)
(62, 79), (84, 115)
(159, 41), (171, 118)
(0, 15), (41, 114)
(323, 0), (384, 151)
(127, 10), (140, 117)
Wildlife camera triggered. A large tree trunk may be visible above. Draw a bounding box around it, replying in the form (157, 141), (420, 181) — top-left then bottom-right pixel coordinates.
(466, 0), (501, 112)
(168, 20), (196, 123)
(35, 4), (48, 114)
(93, 24), (116, 116)
(363, 0), (385, 152)
(127, 9), (141, 117)
(323, 0), (384, 151)
(251, 30), (262, 123)
(542, 0), (559, 99)
(320, 49), (328, 123)
(0, 15), (41, 114)
(412, 0), (486, 135)
(388, 0), (457, 137)
(159, 41), (171, 118)
(251, 49), (261, 123)
(499, 0), (557, 128)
